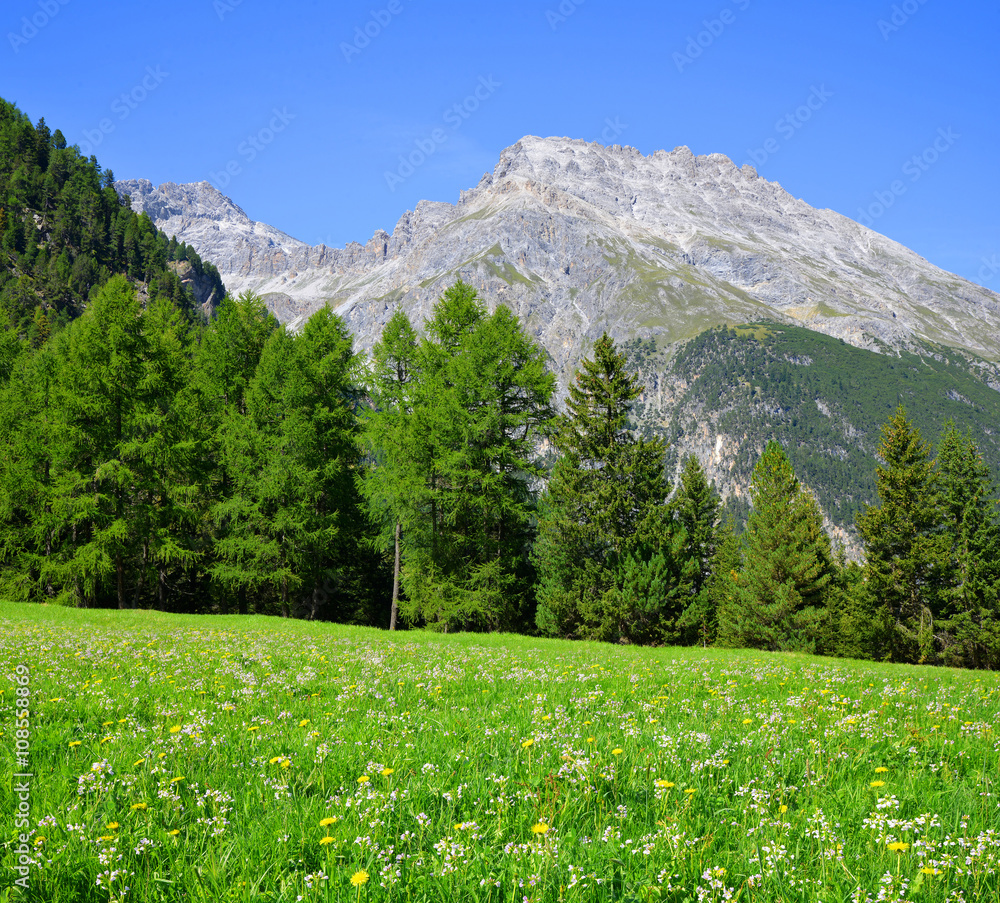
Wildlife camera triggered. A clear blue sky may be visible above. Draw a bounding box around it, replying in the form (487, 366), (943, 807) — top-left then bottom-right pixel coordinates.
(3, 0), (998, 288)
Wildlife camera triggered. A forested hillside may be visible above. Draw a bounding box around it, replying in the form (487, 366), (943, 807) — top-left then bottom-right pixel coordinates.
(0, 98), (224, 339)
(627, 325), (1000, 533)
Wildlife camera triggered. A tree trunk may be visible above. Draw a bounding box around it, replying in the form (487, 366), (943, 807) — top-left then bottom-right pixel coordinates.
(390, 520), (401, 631)
(116, 553), (126, 610)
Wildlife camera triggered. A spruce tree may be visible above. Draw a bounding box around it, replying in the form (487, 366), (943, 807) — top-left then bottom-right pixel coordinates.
(720, 441), (833, 652)
(673, 454), (722, 645)
(533, 333), (675, 642)
(858, 408), (949, 663)
(936, 423), (1000, 668)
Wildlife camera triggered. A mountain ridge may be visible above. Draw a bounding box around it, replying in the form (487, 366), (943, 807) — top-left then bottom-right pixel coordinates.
(117, 136), (1000, 380)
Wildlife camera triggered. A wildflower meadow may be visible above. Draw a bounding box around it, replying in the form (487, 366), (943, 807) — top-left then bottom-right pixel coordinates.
(1, 602), (999, 902)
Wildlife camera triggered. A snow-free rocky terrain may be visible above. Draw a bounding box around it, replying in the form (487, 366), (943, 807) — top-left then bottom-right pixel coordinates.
(118, 135), (1000, 380)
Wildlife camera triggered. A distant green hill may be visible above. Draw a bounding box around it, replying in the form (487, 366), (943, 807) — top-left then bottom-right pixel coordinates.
(0, 97), (224, 339)
(627, 325), (1000, 534)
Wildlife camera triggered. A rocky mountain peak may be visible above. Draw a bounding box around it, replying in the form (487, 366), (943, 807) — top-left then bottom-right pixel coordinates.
(117, 134), (1000, 370)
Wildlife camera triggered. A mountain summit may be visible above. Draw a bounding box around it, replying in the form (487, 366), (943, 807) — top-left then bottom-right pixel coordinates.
(118, 135), (1000, 375)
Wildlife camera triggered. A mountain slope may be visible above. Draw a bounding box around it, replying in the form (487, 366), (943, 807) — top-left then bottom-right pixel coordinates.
(118, 135), (1000, 378)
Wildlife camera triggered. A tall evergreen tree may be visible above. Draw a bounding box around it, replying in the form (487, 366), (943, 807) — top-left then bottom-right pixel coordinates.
(719, 441), (833, 652)
(399, 282), (556, 632)
(360, 310), (422, 630)
(673, 454), (723, 645)
(533, 333), (677, 642)
(858, 408), (949, 663)
(936, 423), (1000, 669)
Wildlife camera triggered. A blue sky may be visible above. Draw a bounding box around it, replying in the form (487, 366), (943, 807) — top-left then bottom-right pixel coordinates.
(3, 0), (998, 288)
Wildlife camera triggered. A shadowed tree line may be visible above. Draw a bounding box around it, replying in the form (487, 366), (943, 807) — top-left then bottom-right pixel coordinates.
(2, 276), (998, 669)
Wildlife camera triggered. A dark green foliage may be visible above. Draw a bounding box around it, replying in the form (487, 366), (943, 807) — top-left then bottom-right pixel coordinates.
(663, 325), (1000, 534)
(534, 333), (683, 643)
(857, 408), (949, 663)
(935, 424), (1000, 669)
(0, 96), (223, 335)
(395, 282), (556, 632)
(674, 454), (723, 645)
(719, 441), (834, 653)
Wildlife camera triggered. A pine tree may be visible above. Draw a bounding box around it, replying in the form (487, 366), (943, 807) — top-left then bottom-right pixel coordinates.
(673, 454), (722, 645)
(533, 333), (675, 642)
(858, 407), (949, 663)
(720, 441), (833, 652)
(936, 423), (1000, 668)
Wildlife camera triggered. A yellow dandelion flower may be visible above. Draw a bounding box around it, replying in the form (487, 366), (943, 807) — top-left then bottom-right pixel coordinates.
(169, 776), (184, 784)
(98, 834), (115, 842)
(531, 823), (550, 835)
(381, 767), (394, 776)
(611, 747), (623, 755)
(684, 788), (697, 794)
(106, 822), (119, 830)
(133, 758), (146, 767)
(320, 817), (337, 827)
(875, 766), (889, 773)
(69, 740), (82, 747)
(742, 718), (752, 725)
(35, 836), (45, 845)
(102, 720), (114, 727)
(350, 870), (369, 887)
(779, 805), (788, 813)
(920, 867), (942, 875)
(870, 780), (886, 788)
(586, 737), (595, 743)
(248, 726), (259, 732)
(169, 725), (181, 733)
(654, 779), (674, 788)
(319, 836), (334, 845)
(887, 842), (910, 852)
(280, 759), (291, 768)
(358, 775), (370, 784)
(299, 719), (310, 727)
(168, 829), (180, 836)
(131, 802), (147, 811)
(521, 739), (534, 749)
(269, 756), (284, 765)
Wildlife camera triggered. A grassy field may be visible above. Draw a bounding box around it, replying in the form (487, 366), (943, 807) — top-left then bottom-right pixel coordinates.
(1, 603), (999, 902)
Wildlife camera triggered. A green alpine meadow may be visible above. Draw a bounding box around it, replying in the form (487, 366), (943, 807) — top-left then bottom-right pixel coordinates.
(4, 92), (1000, 902)
(2, 603), (999, 902)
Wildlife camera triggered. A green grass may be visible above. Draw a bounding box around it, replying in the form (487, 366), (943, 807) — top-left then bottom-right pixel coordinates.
(2, 603), (999, 902)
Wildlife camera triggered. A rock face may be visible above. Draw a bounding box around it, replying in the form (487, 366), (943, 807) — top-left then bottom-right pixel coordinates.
(118, 136), (1000, 380)
(118, 138), (1000, 547)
